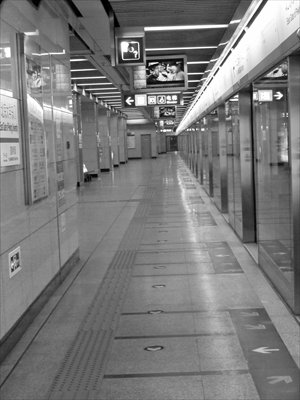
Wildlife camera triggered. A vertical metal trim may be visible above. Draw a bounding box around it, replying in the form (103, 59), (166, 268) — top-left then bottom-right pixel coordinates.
(289, 55), (300, 314)
(218, 104), (228, 212)
(16, 33), (32, 204)
(239, 88), (256, 243)
(208, 115), (214, 197)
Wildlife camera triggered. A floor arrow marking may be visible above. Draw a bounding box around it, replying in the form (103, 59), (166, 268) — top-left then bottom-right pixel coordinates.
(252, 346), (280, 354)
(267, 376), (293, 384)
(245, 324), (266, 330)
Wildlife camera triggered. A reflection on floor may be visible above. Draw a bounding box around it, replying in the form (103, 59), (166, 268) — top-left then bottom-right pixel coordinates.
(0, 154), (299, 400)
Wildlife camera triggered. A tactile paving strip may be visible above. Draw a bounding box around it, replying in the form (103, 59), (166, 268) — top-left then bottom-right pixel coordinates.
(47, 198), (150, 399)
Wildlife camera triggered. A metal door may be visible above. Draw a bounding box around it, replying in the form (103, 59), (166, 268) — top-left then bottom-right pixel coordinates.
(141, 134), (152, 159)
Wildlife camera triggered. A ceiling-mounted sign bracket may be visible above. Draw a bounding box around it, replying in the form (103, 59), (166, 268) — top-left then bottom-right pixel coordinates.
(115, 27), (145, 67)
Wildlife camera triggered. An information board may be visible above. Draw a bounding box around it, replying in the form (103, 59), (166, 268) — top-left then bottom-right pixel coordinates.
(27, 94), (49, 202)
(0, 95), (21, 167)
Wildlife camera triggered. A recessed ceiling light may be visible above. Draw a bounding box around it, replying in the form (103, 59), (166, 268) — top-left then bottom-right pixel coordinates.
(144, 24), (228, 31)
(71, 58), (86, 62)
(146, 46), (217, 51)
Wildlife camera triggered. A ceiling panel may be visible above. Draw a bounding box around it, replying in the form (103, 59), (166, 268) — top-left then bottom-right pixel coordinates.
(109, 0), (245, 26)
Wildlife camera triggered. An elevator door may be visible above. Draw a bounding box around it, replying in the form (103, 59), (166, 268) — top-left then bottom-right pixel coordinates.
(141, 134), (152, 159)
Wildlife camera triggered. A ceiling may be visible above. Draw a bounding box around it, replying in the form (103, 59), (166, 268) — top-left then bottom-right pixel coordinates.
(69, 0), (253, 127)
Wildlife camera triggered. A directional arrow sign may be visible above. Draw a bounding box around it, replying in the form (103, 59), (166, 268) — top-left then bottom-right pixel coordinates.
(267, 376), (293, 384)
(245, 324), (266, 330)
(252, 346), (280, 354)
(125, 96), (135, 107)
(274, 91), (284, 100)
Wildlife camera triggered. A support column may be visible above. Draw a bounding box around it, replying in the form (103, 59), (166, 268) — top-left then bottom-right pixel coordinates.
(98, 106), (112, 172)
(110, 111), (119, 167)
(81, 99), (99, 175)
(118, 115), (126, 164)
(72, 92), (84, 185)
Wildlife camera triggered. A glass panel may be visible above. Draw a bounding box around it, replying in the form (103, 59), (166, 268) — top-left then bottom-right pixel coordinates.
(225, 95), (243, 237)
(202, 117), (209, 195)
(253, 59), (293, 291)
(0, 22), (21, 170)
(211, 109), (221, 209)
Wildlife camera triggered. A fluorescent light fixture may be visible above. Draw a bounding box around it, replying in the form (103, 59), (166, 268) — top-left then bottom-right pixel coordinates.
(188, 72), (204, 75)
(24, 29), (39, 36)
(71, 58), (86, 62)
(70, 68), (97, 72)
(146, 46), (217, 51)
(144, 24), (228, 32)
(71, 77), (112, 81)
(95, 92), (120, 95)
(149, 91), (181, 95)
(86, 88), (118, 91)
(93, 88), (120, 94)
(230, 19), (241, 24)
(77, 83), (108, 87)
(187, 61), (210, 65)
(98, 95), (121, 98)
(32, 50), (66, 56)
(219, 40), (229, 46)
(188, 80), (200, 83)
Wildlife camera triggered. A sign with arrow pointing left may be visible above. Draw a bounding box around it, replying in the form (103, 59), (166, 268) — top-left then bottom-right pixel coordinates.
(124, 94), (136, 107)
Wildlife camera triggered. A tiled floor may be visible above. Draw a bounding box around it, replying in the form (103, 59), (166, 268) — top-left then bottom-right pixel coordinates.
(0, 154), (299, 400)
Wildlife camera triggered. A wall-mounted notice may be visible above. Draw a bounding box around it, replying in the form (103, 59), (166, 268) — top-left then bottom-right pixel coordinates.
(0, 94), (21, 167)
(56, 161), (65, 208)
(27, 94), (49, 202)
(9, 246), (22, 278)
(127, 133), (136, 149)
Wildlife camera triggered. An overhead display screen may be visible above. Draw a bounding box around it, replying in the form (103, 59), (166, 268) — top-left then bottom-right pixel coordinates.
(146, 56), (187, 90)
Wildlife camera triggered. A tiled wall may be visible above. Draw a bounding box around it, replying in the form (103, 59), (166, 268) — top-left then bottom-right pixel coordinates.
(127, 124), (157, 159)
(0, 1), (79, 340)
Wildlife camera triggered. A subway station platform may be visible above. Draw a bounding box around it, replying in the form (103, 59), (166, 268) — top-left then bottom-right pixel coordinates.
(0, 154), (299, 400)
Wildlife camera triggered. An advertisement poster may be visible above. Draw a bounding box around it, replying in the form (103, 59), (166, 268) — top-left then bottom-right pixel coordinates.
(26, 56), (50, 95)
(0, 95), (21, 167)
(27, 94), (49, 202)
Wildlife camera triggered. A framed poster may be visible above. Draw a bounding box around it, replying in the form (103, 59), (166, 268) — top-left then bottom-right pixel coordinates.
(27, 94), (49, 202)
